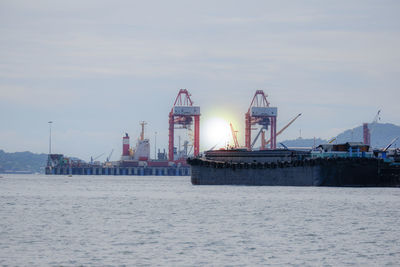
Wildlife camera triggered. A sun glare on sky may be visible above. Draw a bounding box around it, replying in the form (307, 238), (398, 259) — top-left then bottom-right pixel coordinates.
(203, 117), (232, 150)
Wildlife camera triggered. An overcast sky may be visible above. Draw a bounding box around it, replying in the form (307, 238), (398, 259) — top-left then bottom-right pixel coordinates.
(1, 0), (399, 161)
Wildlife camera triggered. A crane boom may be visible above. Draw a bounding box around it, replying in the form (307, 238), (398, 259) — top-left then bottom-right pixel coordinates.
(107, 149), (114, 162)
(372, 110), (381, 124)
(230, 123), (240, 148)
(265, 113), (302, 145)
(251, 127), (267, 148)
(368, 110), (382, 139)
(90, 152), (105, 164)
(93, 153), (104, 160)
(383, 137), (399, 152)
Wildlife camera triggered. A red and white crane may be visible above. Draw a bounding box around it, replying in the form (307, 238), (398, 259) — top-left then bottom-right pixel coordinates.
(168, 89), (200, 161)
(245, 90), (277, 150)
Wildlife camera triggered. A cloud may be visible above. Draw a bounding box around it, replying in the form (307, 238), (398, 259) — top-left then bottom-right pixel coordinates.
(0, 0), (399, 157)
(0, 84), (75, 106)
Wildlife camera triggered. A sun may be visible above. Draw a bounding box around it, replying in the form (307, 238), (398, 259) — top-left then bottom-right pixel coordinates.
(203, 117), (232, 150)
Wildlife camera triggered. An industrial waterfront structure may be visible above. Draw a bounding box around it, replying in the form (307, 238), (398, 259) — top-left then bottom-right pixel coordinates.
(46, 89), (389, 177)
(46, 153), (190, 176)
(46, 89), (199, 176)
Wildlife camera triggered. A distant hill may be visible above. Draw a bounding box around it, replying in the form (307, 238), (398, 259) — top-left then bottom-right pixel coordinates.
(0, 150), (48, 174)
(336, 123), (400, 149)
(279, 123), (400, 149)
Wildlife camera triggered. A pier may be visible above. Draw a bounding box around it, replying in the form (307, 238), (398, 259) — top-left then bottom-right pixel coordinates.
(45, 166), (190, 176)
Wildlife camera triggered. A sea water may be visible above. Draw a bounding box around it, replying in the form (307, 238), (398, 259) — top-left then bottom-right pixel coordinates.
(0, 174), (399, 266)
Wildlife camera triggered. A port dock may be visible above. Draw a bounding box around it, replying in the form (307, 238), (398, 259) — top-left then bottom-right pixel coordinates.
(45, 165), (190, 176)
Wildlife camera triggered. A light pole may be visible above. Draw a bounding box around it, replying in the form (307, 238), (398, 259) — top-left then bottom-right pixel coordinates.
(154, 131), (157, 160)
(48, 121), (53, 154)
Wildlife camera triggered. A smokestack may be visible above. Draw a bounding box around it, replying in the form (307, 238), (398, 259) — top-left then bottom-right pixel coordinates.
(122, 133), (130, 156)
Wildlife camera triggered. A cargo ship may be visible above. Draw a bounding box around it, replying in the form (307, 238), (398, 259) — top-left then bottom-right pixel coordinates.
(187, 142), (400, 186)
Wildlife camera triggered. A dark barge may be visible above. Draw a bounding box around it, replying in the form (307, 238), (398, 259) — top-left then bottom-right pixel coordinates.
(187, 144), (400, 186)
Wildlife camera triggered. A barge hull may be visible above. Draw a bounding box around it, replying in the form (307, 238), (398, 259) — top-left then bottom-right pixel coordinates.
(190, 158), (400, 187)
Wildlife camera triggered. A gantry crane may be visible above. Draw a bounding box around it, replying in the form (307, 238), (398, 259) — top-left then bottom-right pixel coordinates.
(245, 90), (277, 150)
(168, 89), (200, 161)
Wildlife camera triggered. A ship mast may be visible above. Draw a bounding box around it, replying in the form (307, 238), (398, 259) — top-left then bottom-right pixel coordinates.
(140, 121), (147, 141)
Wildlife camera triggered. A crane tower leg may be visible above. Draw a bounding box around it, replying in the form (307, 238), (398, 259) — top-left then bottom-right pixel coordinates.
(245, 112), (251, 150)
(261, 130), (266, 149)
(270, 116), (277, 149)
(168, 112), (174, 161)
(194, 115), (200, 156)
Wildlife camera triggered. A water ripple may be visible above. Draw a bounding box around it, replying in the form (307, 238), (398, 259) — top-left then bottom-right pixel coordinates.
(0, 174), (399, 266)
